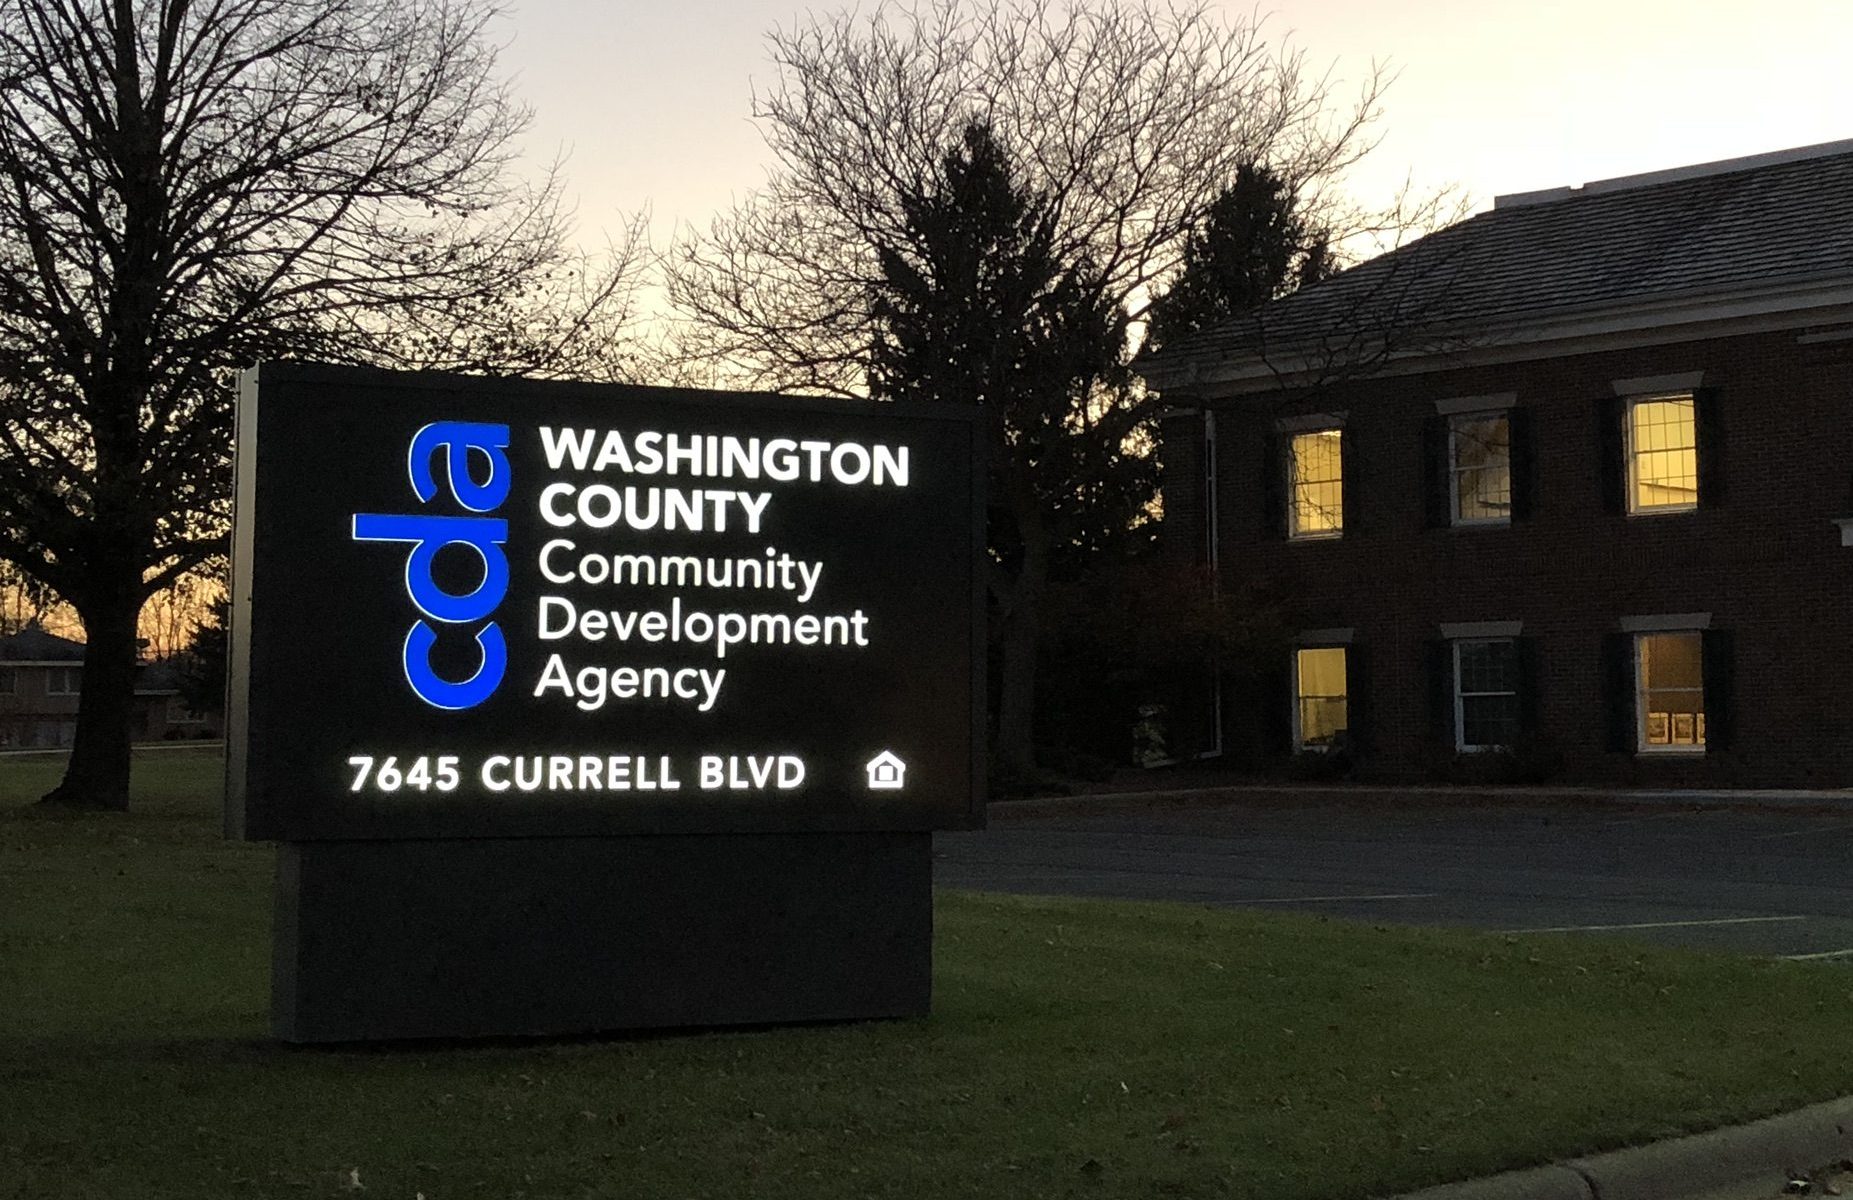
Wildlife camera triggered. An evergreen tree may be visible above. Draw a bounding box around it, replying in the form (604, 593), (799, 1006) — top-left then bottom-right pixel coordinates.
(1145, 163), (1334, 353)
(869, 122), (1140, 778)
(176, 594), (229, 719)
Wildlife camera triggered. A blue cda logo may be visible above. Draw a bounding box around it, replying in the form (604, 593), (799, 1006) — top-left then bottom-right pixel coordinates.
(353, 422), (512, 710)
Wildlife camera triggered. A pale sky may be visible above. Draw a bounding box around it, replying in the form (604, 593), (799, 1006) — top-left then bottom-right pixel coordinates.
(494, 0), (1853, 266)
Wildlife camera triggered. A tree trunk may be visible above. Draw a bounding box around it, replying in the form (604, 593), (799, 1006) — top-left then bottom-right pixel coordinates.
(40, 584), (144, 810)
(993, 501), (1049, 781)
(994, 584), (1039, 779)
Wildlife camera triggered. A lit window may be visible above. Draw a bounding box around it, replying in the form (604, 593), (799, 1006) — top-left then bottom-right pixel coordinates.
(1454, 639), (1519, 750)
(1637, 632), (1704, 751)
(1288, 429), (1343, 538)
(1627, 395), (1697, 513)
(1294, 647), (1348, 749)
(1450, 413), (1510, 524)
(47, 667), (79, 696)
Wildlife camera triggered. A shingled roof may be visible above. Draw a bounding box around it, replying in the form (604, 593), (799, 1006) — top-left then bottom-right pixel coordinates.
(0, 625), (187, 695)
(1142, 139), (1853, 389)
(0, 622), (83, 662)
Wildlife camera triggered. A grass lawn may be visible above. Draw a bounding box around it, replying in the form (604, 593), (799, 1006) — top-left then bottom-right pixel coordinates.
(5, 750), (1853, 1199)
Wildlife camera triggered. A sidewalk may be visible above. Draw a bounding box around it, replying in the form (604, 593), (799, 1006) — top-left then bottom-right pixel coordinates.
(1394, 1096), (1853, 1200)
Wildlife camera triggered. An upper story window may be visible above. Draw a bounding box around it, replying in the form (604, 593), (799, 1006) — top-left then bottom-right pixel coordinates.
(1428, 396), (1528, 529)
(1288, 428), (1343, 539)
(46, 666), (80, 695)
(1449, 413), (1511, 525)
(1626, 394), (1698, 514)
(0, 666), (14, 695)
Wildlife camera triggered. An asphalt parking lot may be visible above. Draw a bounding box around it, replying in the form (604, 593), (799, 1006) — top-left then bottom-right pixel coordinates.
(933, 794), (1853, 958)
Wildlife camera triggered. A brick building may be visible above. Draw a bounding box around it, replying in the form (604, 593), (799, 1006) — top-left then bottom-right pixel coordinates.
(1139, 140), (1853, 787)
(0, 623), (218, 747)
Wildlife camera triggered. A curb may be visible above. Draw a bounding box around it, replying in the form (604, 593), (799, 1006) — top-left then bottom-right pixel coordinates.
(988, 781), (1853, 821)
(0, 739), (224, 758)
(1393, 1096), (1853, 1200)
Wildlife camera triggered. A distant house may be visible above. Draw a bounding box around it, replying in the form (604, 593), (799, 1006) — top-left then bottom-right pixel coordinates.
(0, 622), (219, 748)
(1138, 139), (1853, 787)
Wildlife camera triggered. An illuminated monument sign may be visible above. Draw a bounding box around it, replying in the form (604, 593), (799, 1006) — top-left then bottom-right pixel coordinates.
(227, 364), (982, 1041)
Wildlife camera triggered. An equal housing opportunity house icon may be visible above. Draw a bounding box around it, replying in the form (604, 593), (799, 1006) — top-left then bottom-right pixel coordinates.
(865, 751), (906, 790)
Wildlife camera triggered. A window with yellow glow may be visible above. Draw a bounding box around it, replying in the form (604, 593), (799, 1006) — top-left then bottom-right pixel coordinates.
(1637, 632), (1704, 751)
(1627, 396), (1697, 513)
(1289, 429), (1343, 538)
(1295, 646), (1348, 749)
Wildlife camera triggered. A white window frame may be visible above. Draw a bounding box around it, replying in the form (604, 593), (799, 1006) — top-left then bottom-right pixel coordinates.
(1624, 392), (1698, 516)
(1291, 645), (1349, 751)
(1202, 410), (1220, 577)
(1452, 638), (1520, 752)
(1448, 411), (1512, 527)
(46, 666), (80, 695)
(1286, 427), (1344, 541)
(1633, 630), (1705, 755)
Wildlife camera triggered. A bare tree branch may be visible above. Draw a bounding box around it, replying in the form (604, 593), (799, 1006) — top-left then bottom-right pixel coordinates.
(0, 0), (647, 807)
(663, 0), (1394, 397)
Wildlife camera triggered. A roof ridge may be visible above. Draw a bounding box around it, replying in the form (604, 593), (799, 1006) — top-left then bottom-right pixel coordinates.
(1494, 138), (1853, 210)
(1138, 137), (1853, 384)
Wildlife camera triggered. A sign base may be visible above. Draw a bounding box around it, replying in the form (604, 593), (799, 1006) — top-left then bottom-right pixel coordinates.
(272, 833), (931, 1042)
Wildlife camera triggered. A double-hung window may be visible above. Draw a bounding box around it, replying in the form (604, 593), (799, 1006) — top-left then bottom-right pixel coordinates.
(1287, 429), (1343, 539)
(1293, 646), (1348, 750)
(1449, 413), (1511, 525)
(47, 666), (80, 696)
(1626, 394), (1698, 514)
(1636, 631), (1705, 751)
(1453, 639), (1520, 750)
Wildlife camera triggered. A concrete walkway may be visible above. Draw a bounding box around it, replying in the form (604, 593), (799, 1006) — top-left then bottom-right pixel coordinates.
(1395, 1096), (1853, 1200)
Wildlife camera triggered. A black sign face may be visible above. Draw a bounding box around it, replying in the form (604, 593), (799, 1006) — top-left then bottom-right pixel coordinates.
(226, 364), (984, 840)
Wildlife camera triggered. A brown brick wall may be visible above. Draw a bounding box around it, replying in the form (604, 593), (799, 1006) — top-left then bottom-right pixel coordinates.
(1157, 412), (1207, 573)
(0, 664), (81, 747)
(1155, 412), (1214, 757)
(1164, 327), (1853, 786)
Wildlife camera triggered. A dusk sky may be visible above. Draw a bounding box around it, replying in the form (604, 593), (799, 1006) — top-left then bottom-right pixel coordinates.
(493, 0), (1853, 264)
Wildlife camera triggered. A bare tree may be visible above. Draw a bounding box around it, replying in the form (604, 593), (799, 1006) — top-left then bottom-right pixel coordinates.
(664, 0), (1394, 775)
(0, 0), (645, 809)
(0, 558), (58, 635)
(136, 568), (211, 661)
(667, 0), (1388, 391)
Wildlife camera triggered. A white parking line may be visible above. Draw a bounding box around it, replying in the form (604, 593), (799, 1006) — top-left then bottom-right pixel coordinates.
(1500, 915), (1807, 934)
(1241, 892), (1437, 905)
(1752, 824), (1853, 841)
(1780, 948), (1853, 961)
